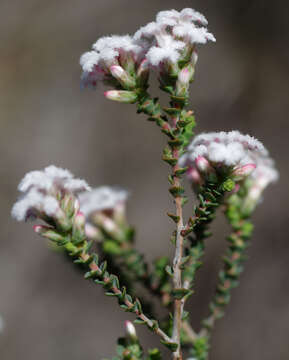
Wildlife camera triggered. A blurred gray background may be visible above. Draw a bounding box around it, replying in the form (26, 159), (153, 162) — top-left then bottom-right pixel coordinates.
(1, 0), (288, 359)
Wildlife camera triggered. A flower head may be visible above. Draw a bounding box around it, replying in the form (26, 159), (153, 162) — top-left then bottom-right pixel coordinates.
(180, 131), (267, 186)
(17, 165), (90, 195)
(80, 35), (143, 89)
(134, 8), (215, 68)
(80, 8), (215, 90)
(12, 165), (90, 223)
(79, 186), (128, 218)
(79, 186), (129, 239)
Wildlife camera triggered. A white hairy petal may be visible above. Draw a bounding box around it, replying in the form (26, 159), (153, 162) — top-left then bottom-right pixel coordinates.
(79, 186), (128, 217)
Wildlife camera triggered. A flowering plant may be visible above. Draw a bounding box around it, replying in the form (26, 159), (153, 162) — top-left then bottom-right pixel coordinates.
(12, 7), (278, 360)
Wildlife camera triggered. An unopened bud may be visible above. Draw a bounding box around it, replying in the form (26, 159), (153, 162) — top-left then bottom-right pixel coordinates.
(187, 166), (202, 185)
(136, 58), (149, 87)
(125, 320), (137, 342)
(191, 51), (198, 66)
(93, 212), (117, 233)
(113, 202), (126, 224)
(33, 225), (64, 242)
(74, 198), (80, 213)
(74, 211), (85, 231)
(72, 211), (86, 242)
(53, 207), (72, 232)
(232, 163), (256, 181)
(195, 156), (214, 174)
(110, 65), (136, 89)
(104, 90), (138, 103)
(176, 66), (194, 97)
(62, 194), (77, 217)
(178, 67), (191, 85)
(85, 223), (102, 241)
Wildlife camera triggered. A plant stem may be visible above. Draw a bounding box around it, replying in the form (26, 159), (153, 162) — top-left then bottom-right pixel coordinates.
(169, 100), (186, 360)
(172, 167), (185, 360)
(65, 240), (173, 344)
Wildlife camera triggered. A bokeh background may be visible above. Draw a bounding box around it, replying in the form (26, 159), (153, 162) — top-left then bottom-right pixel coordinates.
(1, 0), (288, 359)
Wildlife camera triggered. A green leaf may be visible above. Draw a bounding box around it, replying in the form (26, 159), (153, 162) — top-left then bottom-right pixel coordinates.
(165, 265), (174, 277)
(162, 107), (180, 116)
(222, 179), (236, 192)
(135, 299), (143, 314)
(147, 348), (162, 360)
(181, 311), (189, 321)
(103, 241), (122, 255)
(160, 340), (178, 352)
(162, 155), (177, 166)
(172, 288), (193, 300)
(174, 167), (188, 176)
(167, 213), (180, 223)
(169, 186), (185, 197)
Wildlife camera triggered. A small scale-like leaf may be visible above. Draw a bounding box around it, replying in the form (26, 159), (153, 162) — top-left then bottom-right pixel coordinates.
(172, 288), (193, 300)
(167, 213), (180, 223)
(160, 340), (178, 352)
(165, 265), (174, 277)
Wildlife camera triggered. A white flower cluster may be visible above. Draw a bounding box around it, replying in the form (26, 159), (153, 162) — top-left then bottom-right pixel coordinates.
(79, 186), (129, 240)
(181, 131), (266, 169)
(12, 165), (90, 222)
(79, 186), (128, 218)
(180, 131), (278, 201)
(80, 8), (215, 88)
(80, 35), (144, 89)
(134, 8), (215, 67)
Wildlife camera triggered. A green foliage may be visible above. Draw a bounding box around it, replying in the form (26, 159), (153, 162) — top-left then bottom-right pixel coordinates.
(190, 337), (210, 360)
(106, 337), (143, 360)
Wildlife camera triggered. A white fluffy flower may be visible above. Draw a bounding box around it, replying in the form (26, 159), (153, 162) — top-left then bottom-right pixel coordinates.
(79, 186), (128, 217)
(133, 8), (215, 68)
(12, 166), (90, 222)
(173, 24), (216, 44)
(181, 131), (279, 202)
(146, 35), (186, 66)
(11, 189), (60, 221)
(157, 8), (214, 45)
(80, 8), (214, 87)
(18, 165), (90, 194)
(180, 131), (266, 169)
(80, 35), (144, 88)
(157, 8), (208, 27)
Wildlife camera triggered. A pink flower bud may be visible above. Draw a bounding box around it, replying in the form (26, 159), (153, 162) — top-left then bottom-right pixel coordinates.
(232, 183), (240, 193)
(195, 156), (213, 173)
(33, 225), (47, 234)
(74, 211), (85, 230)
(178, 67), (191, 85)
(136, 58), (149, 87)
(104, 90), (138, 103)
(33, 225), (64, 242)
(187, 166), (202, 185)
(125, 320), (137, 340)
(85, 223), (102, 240)
(232, 163), (256, 179)
(110, 65), (136, 89)
(176, 66), (194, 96)
(110, 65), (125, 79)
